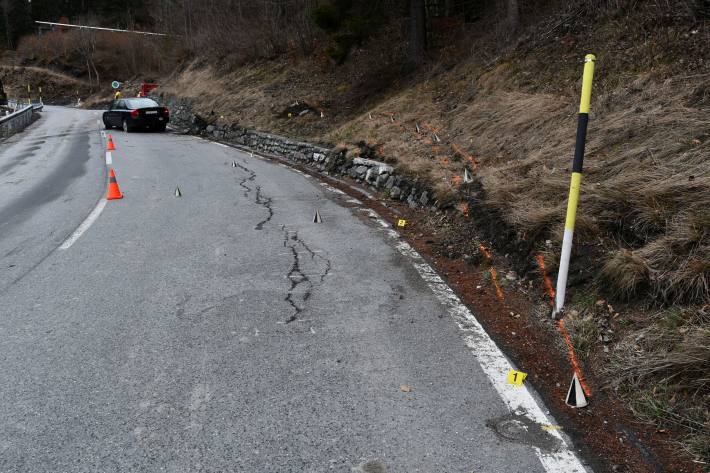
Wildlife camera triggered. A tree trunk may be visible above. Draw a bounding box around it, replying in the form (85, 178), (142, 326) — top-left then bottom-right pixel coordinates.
(507, 0), (519, 31)
(409, 0), (426, 65)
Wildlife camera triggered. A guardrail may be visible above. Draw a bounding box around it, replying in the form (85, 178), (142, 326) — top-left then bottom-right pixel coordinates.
(6, 99), (43, 112)
(0, 104), (36, 139)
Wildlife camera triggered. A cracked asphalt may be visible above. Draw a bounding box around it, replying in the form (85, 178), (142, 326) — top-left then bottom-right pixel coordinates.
(0, 107), (568, 472)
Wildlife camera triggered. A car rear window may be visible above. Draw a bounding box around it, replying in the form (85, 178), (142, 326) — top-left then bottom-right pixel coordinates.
(125, 98), (159, 109)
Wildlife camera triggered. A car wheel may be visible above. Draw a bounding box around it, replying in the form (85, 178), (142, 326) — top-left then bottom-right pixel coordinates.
(122, 119), (132, 133)
(104, 120), (112, 130)
(155, 124), (167, 132)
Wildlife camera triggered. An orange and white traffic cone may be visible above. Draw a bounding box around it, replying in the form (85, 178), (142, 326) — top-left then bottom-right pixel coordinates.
(107, 134), (116, 151)
(107, 168), (123, 200)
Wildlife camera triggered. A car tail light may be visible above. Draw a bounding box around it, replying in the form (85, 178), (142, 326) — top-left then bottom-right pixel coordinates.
(162, 107), (170, 117)
(130, 109), (139, 118)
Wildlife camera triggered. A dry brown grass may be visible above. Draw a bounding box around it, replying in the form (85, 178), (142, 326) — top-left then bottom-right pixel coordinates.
(607, 307), (710, 461)
(601, 249), (651, 299)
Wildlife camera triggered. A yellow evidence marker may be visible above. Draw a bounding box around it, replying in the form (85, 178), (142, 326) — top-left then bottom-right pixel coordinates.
(397, 219), (407, 228)
(507, 370), (527, 386)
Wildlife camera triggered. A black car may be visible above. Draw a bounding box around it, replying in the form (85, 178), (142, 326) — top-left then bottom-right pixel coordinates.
(103, 98), (169, 132)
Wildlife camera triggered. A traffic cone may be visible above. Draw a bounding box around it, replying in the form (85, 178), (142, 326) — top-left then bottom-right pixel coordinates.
(107, 135), (116, 151)
(565, 373), (588, 408)
(107, 168), (123, 200)
(313, 210), (323, 223)
(174, 186), (182, 197)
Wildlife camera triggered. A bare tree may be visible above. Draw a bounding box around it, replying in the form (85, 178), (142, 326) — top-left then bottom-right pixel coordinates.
(409, 0), (426, 65)
(506, 0), (519, 30)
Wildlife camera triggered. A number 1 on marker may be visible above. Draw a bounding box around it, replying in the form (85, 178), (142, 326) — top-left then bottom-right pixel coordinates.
(507, 370), (527, 386)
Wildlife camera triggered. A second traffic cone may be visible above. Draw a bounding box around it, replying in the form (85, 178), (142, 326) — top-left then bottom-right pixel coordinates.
(174, 186), (182, 197)
(107, 168), (123, 200)
(107, 134), (116, 151)
(313, 210), (323, 223)
(565, 372), (588, 408)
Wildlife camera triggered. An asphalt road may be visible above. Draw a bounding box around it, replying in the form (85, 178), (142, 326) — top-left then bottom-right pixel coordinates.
(0, 107), (588, 472)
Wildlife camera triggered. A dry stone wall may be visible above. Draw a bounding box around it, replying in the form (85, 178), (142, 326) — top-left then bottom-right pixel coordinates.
(158, 95), (437, 210)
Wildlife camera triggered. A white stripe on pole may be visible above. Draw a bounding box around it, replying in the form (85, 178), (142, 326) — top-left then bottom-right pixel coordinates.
(555, 228), (574, 313)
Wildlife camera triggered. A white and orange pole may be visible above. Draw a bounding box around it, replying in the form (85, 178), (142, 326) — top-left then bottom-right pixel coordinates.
(554, 54), (596, 316)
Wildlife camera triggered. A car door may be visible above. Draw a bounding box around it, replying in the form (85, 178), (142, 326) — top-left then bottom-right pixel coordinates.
(105, 101), (117, 125)
(114, 100), (127, 126)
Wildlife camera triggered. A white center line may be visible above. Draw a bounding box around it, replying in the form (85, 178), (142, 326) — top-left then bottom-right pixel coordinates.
(105, 151), (112, 165)
(59, 198), (107, 250)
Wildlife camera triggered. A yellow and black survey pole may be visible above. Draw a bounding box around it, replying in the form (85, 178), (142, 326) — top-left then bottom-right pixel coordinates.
(554, 54), (596, 315)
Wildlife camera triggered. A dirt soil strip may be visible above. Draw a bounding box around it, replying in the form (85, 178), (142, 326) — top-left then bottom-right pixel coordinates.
(192, 132), (698, 473)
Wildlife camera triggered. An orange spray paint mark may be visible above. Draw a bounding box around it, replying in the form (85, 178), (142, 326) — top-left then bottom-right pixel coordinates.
(452, 175), (463, 187)
(489, 268), (505, 301)
(422, 122), (441, 134)
(440, 157), (450, 166)
(557, 319), (593, 397)
(479, 244), (492, 260)
(535, 254), (556, 305)
(451, 143), (478, 171)
(457, 201), (469, 217)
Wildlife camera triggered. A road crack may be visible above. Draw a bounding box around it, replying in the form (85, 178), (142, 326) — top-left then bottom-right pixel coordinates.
(230, 159), (331, 323)
(232, 160), (273, 231)
(254, 185), (273, 230)
(232, 161), (256, 198)
(281, 226), (332, 323)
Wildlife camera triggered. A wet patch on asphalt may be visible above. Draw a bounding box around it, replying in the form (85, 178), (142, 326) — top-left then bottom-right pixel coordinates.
(0, 125), (90, 233)
(486, 411), (562, 452)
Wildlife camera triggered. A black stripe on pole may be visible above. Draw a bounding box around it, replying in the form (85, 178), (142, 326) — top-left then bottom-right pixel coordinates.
(572, 113), (589, 173)
(109, 177), (117, 183)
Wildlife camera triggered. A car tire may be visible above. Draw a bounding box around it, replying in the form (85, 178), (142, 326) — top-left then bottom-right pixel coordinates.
(155, 124), (167, 132)
(122, 119), (132, 133)
(104, 121), (112, 130)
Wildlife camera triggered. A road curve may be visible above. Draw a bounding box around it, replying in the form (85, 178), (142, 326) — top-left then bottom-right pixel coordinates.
(0, 108), (588, 472)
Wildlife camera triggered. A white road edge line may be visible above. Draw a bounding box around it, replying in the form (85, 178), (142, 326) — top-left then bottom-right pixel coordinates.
(106, 151), (112, 165)
(368, 209), (588, 473)
(59, 198), (107, 250)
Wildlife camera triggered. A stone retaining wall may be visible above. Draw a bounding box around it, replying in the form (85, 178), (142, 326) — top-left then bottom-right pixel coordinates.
(157, 95), (435, 209)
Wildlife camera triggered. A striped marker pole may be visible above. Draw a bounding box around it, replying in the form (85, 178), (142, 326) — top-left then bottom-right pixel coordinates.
(554, 54), (596, 316)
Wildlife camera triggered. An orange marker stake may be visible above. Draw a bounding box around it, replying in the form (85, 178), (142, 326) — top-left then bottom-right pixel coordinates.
(557, 319), (592, 397)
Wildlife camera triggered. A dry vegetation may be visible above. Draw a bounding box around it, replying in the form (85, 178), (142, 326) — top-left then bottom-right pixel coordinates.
(0, 63), (91, 104)
(15, 28), (171, 91)
(607, 306), (710, 461)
